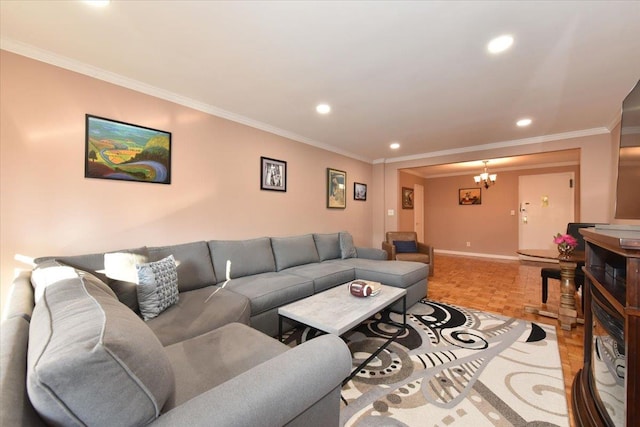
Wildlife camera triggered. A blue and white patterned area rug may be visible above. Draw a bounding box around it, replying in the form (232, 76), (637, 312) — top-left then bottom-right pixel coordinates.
(284, 299), (569, 427)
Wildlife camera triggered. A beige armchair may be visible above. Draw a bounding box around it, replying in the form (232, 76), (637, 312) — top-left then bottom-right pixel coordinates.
(382, 231), (434, 276)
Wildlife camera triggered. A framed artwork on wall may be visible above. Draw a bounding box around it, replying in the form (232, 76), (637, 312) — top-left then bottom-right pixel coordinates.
(354, 182), (367, 201)
(85, 115), (171, 184)
(402, 187), (414, 209)
(327, 168), (347, 209)
(260, 156), (287, 192)
(459, 188), (482, 205)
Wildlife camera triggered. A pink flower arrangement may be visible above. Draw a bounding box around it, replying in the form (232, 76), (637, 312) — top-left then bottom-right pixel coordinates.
(553, 233), (578, 250)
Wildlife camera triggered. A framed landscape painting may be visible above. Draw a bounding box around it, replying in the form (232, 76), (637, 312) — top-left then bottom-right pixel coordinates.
(261, 156), (287, 191)
(327, 168), (346, 209)
(85, 115), (171, 184)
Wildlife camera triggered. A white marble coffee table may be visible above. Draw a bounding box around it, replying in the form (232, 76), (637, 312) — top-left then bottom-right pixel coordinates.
(278, 282), (407, 386)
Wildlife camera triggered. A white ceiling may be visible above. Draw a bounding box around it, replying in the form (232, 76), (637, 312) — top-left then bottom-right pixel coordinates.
(2, 1), (640, 167)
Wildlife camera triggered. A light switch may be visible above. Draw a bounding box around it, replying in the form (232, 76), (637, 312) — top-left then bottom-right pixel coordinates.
(387, 209), (395, 216)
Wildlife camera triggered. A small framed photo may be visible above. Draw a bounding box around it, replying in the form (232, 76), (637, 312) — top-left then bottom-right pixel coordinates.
(459, 188), (481, 205)
(327, 168), (347, 209)
(402, 187), (414, 209)
(354, 182), (367, 201)
(260, 157), (287, 192)
(85, 115), (171, 184)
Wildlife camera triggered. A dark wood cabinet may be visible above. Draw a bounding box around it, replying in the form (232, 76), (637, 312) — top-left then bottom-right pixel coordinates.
(572, 227), (640, 427)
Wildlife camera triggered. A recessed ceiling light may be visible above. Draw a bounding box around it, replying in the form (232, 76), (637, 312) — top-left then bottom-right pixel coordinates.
(517, 118), (532, 127)
(84, 0), (110, 6)
(487, 35), (514, 54)
(316, 104), (331, 114)
(390, 142), (400, 150)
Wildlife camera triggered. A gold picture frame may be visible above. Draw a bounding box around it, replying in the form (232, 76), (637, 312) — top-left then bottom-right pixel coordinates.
(402, 187), (414, 209)
(327, 168), (347, 209)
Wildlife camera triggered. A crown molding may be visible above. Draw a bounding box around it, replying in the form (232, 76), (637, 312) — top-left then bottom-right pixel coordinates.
(375, 127), (611, 165)
(0, 38), (372, 164)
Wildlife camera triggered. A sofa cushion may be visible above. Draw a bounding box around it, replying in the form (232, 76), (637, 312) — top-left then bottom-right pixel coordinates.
(395, 252), (430, 264)
(271, 234), (320, 271)
(136, 255), (180, 321)
(339, 231), (357, 259)
(394, 240), (418, 253)
(30, 260), (79, 303)
(163, 322), (288, 409)
(35, 251), (108, 281)
(2, 273), (35, 322)
(313, 233), (341, 261)
(31, 261), (118, 304)
(208, 237), (276, 282)
(336, 258), (428, 288)
(225, 272), (313, 316)
(0, 317), (43, 427)
(149, 241), (216, 292)
(284, 262), (355, 293)
(146, 287), (251, 346)
(102, 250), (148, 312)
(35, 246), (149, 311)
(27, 275), (174, 426)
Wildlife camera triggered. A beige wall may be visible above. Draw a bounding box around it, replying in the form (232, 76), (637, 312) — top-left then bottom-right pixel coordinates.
(0, 51), (374, 310)
(3, 50), (638, 312)
(423, 165), (580, 257)
(397, 171), (427, 234)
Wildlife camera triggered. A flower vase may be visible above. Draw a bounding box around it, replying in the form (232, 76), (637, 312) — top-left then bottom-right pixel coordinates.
(557, 245), (574, 259)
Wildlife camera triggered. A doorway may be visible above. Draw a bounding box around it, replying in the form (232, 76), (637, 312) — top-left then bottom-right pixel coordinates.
(518, 172), (575, 249)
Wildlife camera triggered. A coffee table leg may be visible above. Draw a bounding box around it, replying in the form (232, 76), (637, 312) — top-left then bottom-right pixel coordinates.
(342, 294), (408, 388)
(402, 295), (406, 332)
(278, 316), (283, 342)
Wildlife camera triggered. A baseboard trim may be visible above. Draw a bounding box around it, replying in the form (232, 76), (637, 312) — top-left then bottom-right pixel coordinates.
(435, 249), (519, 261)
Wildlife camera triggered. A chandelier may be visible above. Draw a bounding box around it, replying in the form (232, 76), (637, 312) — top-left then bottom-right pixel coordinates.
(474, 160), (497, 189)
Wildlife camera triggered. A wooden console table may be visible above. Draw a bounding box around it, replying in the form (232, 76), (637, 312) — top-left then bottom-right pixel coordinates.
(517, 248), (585, 331)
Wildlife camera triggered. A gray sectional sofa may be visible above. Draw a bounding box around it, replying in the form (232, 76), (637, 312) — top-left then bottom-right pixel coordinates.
(1, 232), (428, 426)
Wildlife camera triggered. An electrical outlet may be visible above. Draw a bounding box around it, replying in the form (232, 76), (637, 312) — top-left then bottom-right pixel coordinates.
(466, 242), (471, 247)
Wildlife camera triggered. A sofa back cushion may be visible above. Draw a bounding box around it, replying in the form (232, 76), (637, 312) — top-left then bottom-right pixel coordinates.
(313, 233), (341, 261)
(271, 234), (320, 271)
(149, 241), (216, 292)
(208, 238), (276, 282)
(27, 274), (174, 426)
(35, 246), (149, 312)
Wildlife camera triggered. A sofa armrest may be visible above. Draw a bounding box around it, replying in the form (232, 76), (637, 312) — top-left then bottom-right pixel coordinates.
(151, 334), (352, 427)
(381, 242), (395, 260)
(3, 272), (35, 322)
(356, 246), (387, 260)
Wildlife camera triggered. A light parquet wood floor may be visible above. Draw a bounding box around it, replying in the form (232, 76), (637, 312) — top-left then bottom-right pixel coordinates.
(427, 254), (583, 427)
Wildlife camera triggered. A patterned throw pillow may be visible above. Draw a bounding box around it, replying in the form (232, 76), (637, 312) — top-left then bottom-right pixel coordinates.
(136, 255), (179, 321)
(393, 240), (418, 253)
